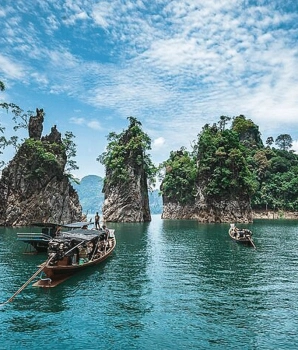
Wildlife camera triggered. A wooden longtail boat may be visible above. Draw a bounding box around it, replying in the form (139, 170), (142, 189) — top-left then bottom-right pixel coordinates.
(33, 227), (116, 287)
(228, 223), (256, 248)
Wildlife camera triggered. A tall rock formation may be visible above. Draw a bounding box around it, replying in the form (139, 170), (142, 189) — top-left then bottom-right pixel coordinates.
(160, 117), (259, 223)
(0, 109), (82, 226)
(103, 166), (151, 222)
(100, 117), (153, 222)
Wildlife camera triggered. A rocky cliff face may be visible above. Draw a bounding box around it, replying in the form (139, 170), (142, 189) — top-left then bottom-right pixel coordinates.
(103, 166), (151, 222)
(0, 110), (82, 226)
(162, 194), (253, 223)
(100, 117), (152, 223)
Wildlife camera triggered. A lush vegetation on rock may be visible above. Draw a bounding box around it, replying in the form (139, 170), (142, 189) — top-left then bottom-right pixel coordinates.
(21, 138), (64, 178)
(97, 116), (157, 188)
(0, 81), (78, 177)
(160, 115), (298, 212)
(159, 148), (197, 204)
(195, 121), (257, 199)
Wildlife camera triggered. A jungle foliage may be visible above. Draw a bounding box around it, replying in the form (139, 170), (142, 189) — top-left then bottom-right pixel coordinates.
(20, 138), (64, 179)
(97, 116), (157, 188)
(159, 148), (197, 204)
(160, 115), (298, 211)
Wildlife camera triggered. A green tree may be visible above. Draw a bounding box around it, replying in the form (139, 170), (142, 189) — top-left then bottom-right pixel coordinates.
(98, 116), (157, 188)
(195, 122), (256, 199)
(62, 131), (79, 174)
(159, 148), (197, 204)
(275, 134), (293, 151)
(231, 114), (263, 149)
(266, 136), (274, 147)
(218, 115), (231, 131)
(0, 81), (34, 168)
(253, 150), (271, 183)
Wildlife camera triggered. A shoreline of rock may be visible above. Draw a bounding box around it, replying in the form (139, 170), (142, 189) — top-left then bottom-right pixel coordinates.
(252, 210), (298, 220)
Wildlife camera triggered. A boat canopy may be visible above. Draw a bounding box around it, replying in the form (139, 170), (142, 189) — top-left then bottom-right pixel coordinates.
(30, 221), (93, 229)
(59, 229), (100, 241)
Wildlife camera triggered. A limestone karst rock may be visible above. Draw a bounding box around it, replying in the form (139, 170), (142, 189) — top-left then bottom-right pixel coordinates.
(102, 166), (151, 222)
(161, 195), (253, 223)
(28, 108), (44, 140)
(0, 110), (82, 226)
(101, 117), (152, 222)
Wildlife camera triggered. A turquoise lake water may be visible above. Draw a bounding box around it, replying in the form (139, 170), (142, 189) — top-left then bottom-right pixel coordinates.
(1, 216), (298, 350)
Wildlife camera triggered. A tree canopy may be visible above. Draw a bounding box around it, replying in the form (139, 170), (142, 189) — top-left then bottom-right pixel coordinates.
(159, 148), (197, 204)
(98, 116), (157, 188)
(275, 134), (293, 151)
(160, 114), (298, 212)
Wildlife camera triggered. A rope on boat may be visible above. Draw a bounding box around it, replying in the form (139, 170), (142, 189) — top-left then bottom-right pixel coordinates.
(0, 254), (56, 306)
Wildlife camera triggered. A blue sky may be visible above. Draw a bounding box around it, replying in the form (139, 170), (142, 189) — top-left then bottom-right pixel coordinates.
(1, 0), (298, 180)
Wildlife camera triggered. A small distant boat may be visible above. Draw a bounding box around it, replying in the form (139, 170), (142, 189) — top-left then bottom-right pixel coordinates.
(33, 227), (116, 288)
(17, 221), (93, 253)
(228, 223), (256, 248)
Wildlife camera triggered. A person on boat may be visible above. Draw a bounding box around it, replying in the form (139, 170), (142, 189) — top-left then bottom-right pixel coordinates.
(55, 226), (61, 236)
(95, 212), (100, 230)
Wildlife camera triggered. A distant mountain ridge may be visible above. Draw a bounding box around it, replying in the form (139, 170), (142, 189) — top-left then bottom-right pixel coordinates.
(73, 175), (163, 215)
(72, 175), (104, 215)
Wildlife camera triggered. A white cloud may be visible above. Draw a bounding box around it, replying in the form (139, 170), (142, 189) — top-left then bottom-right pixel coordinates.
(152, 137), (165, 149)
(292, 140), (298, 154)
(87, 120), (102, 130)
(0, 54), (24, 79)
(63, 11), (89, 25)
(30, 72), (49, 86)
(91, 2), (113, 28)
(70, 117), (85, 125)
(69, 117), (102, 131)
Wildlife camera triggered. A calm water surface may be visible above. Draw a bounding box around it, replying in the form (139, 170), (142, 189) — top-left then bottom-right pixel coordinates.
(1, 216), (298, 349)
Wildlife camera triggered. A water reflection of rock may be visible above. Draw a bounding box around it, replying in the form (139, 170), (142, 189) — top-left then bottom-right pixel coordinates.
(100, 221), (153, 334)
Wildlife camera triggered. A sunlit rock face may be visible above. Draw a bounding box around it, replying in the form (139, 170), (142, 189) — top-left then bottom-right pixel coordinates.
(102, 166), (151, 223)
(161, 189), (253, 223)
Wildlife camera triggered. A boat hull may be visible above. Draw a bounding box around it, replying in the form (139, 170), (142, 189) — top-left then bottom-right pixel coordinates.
(228, 226), (255, 247)
(33, 236), (116, 288)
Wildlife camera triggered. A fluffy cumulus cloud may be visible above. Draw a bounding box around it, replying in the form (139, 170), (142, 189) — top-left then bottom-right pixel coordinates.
(87, 120), (102, 130)
(152, 137), (165, 149)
